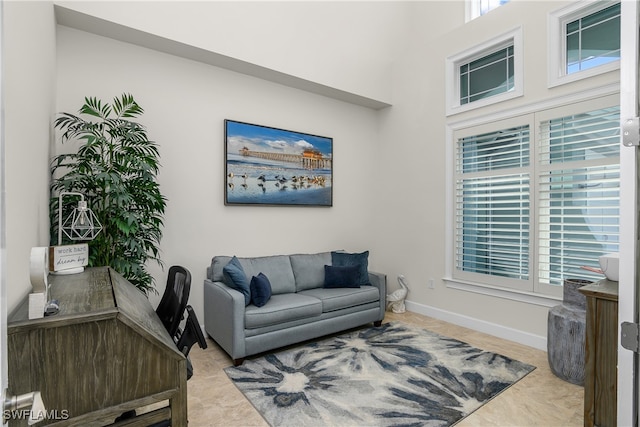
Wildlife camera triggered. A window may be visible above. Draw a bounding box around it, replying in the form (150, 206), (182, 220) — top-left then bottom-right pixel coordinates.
(566, 3), (620, 74)
(453, 95), (619, 296)
(467, 0), (510, 21)
(548, 1), (621, 87)
(446, 27), (523, 115)
(538, 104), (620, 286)
(460, 45), (514, 105)
(456, 125), (531, 280)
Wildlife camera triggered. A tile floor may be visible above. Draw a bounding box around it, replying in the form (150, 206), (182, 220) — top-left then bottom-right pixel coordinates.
(185, 311), (584, 426)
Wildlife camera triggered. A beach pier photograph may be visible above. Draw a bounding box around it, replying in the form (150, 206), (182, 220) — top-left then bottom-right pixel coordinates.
(224, 120), (333, 206)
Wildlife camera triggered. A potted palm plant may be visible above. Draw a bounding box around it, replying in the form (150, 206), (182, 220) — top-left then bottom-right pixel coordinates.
(50, 93), (166, 294)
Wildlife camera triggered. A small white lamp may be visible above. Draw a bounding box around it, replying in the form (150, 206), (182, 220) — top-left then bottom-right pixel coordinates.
(58, 191), (102, 246)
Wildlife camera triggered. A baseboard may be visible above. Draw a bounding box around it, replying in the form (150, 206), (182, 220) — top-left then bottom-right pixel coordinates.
(403, 300), (547, 351)
(199, 308), (547, 352)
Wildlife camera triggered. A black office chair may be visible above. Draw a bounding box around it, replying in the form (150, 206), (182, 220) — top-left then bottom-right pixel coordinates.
(156, 266), (207, 379)
(176, 305), (208, 379)
(177, 306), (207, 356)
(156, 265), (191, 339)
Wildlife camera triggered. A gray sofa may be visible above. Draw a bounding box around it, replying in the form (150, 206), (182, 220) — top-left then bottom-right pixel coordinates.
(203, 251), (386, 365)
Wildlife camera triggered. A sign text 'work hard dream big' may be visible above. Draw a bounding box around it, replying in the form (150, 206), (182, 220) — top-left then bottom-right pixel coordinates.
(49, 244), (88, 272)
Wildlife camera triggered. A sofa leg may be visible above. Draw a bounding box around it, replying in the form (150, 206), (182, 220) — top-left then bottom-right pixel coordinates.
(233, 358), (244, 366)
(374, 320), (382, 327)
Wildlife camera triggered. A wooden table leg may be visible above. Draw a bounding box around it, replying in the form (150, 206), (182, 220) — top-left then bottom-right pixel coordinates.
(170, 359), (188, 427)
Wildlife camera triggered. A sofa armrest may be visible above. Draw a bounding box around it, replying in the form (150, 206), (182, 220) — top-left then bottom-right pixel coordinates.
(203, 279), (247, 360)
(368, 271), (387, 321)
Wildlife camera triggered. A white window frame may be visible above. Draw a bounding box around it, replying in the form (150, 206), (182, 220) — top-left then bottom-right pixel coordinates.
(548, 0), (621, 88)
(446, 27), (523, 116)
(445, 91), (620, 303)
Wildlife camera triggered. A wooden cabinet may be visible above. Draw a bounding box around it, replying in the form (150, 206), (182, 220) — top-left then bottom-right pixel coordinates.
(7, 267), (187, 426)
(579, 279), (618, 427)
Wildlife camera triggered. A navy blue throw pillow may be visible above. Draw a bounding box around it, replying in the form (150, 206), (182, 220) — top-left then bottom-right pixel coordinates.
(250, 273), (272, 307)
(222, 256), (251, 306)
(331, 251), (369, 286)
(324, 265), (360, 288)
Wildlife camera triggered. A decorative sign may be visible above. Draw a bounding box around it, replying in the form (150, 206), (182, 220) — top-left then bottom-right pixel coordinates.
(49, 244), (89, 272)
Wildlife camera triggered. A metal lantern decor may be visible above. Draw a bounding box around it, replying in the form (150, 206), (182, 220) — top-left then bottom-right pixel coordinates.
(58, 191), (102, 246)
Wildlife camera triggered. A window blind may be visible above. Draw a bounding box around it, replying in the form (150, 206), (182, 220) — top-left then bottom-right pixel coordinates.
(456, 125), (530, 281)
(538, 106), (620, 285)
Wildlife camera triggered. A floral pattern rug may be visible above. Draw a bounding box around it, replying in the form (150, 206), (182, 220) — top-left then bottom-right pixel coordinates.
(224, 322), (535, 426)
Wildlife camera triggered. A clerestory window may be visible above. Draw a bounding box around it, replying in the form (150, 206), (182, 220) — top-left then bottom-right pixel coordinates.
(548, 1), (621, 87)
(566, 2), (620, 74)
(460, 45), (514, 105)
(446, 27), (523, 115)
(467, 0), (510, 21)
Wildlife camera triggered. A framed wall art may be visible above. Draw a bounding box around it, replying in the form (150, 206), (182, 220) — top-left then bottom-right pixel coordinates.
(225, 120), (333, 207)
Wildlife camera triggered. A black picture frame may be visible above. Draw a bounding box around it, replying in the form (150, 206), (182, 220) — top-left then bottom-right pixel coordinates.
(224, 120), (333, 207)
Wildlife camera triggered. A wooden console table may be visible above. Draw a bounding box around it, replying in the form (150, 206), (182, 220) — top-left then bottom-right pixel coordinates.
(7, 267), (187, 426)
(579, 279), (618, 427)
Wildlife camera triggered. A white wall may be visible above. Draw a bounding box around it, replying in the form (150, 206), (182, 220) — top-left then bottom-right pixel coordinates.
(54, 0), (411, 106)
(52, 1), (471, 328)
(4, 1), (57, 313)
(55, 24), (386, 318)
(375, 0), (620, 345)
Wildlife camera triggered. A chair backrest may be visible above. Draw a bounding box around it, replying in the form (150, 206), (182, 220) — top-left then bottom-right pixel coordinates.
(156, 265), (191, 338)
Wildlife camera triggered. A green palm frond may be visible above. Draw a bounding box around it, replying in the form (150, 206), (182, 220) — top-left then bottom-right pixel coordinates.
(50, 94), (165, 295)
(113, 93), (144, 119)
(80, 96), (112, 119)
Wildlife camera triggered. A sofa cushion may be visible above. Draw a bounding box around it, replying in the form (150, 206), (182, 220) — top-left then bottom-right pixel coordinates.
(211, 256), (233, 281)
(298, 286), (380, 313)
(212, 255), (296, 295)
(323, 265), (360, 288)
(244, 293), (322, 329)
(290, 252), (332, 291)
(250, 273), (272, 307)
(222, 256), (251, 306)
(332, 251), (370, 286)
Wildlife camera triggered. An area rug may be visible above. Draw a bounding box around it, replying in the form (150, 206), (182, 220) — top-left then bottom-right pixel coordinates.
(224, 322), (535, 426)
